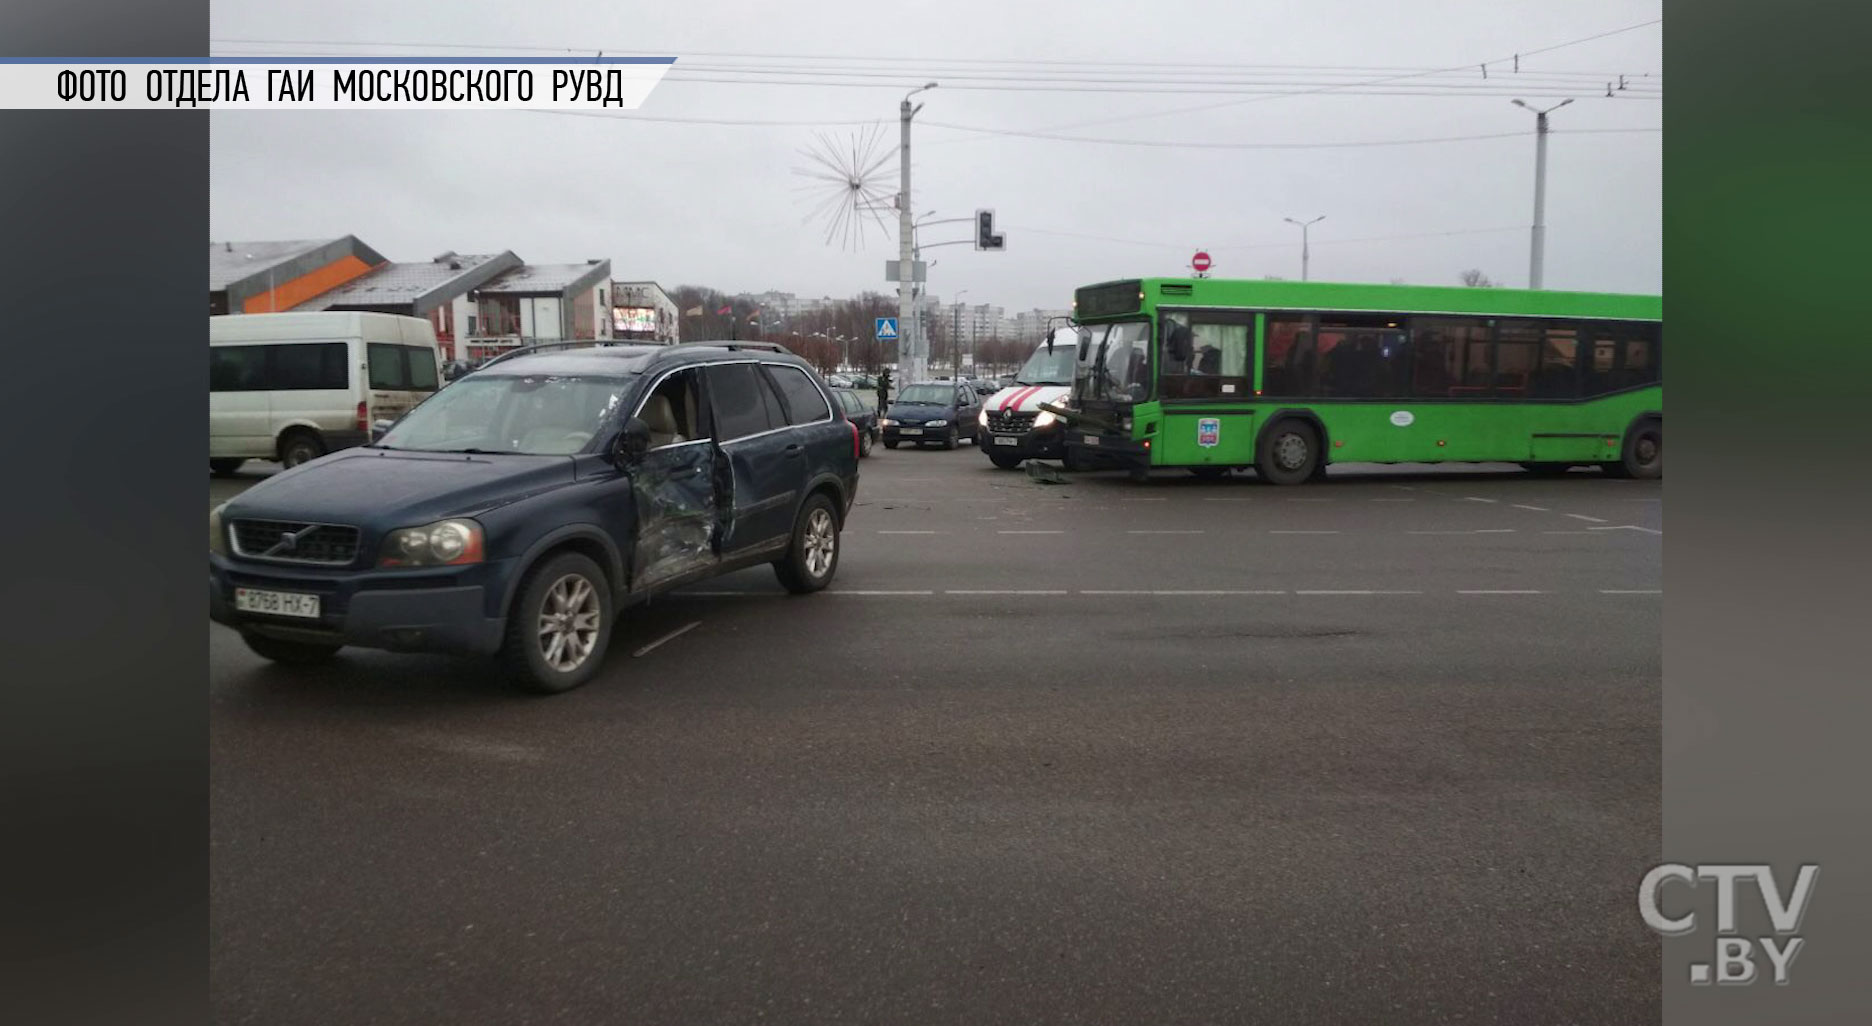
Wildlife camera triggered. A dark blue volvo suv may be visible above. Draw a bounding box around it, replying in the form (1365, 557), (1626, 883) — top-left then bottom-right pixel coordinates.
(209, 341), (861, 693)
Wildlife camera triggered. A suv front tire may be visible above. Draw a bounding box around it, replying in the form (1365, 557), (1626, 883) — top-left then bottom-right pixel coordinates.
(501, 552), (613, 694)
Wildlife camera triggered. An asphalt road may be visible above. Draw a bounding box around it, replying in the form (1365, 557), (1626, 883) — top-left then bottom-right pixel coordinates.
(210, 449), (1661, 1025)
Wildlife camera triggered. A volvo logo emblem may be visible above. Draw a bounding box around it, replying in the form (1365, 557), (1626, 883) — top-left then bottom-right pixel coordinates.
(263, 527), (314, 558)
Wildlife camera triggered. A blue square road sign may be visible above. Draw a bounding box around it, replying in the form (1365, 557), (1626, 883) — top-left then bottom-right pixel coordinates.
(874, 317), (898, 341)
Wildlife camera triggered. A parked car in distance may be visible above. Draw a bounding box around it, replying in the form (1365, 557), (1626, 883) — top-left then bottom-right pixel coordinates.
(209, 340), (862, 694)
(879, 380), (983, 451)
(826, 373), (854, 388)
(210, 311), (443, 477)
(830, 387), (880, 457)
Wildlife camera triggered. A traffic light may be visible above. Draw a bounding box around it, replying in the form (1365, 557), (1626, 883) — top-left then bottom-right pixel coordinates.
(975, 209), (1005, 252)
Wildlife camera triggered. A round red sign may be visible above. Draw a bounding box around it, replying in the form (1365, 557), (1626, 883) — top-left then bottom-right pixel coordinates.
(1191, 251), (1212, 272)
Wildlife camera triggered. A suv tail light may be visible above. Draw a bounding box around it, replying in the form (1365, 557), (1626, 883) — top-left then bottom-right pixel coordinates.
(849, 420), (861, 458)
(355, 401), (368, 433)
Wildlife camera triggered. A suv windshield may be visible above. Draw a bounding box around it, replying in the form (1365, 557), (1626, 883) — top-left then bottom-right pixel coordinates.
(895, 384), (953, 404)
(1014, 332), (1080, 385)
(378, 373), (631, 455)
(1074, 322), (1154, 402)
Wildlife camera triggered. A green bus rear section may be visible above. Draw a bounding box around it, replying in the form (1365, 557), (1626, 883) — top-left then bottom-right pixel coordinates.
(1072, 277), (1661, 469)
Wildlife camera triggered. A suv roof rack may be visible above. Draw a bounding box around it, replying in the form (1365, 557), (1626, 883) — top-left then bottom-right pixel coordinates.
(474, 339), (611, 371)
(674, 340), (793, 354)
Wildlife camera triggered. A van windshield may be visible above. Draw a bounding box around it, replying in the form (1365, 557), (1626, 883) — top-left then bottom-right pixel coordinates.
(377, 374), (631, 456)
(1014, 335), (1079, 386)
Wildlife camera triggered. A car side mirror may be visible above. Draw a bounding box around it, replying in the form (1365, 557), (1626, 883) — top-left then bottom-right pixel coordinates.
(611, 417), (652, 467)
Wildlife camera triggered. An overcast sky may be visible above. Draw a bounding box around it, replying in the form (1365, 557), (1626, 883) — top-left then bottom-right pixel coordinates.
(209, 0), (1661, 311)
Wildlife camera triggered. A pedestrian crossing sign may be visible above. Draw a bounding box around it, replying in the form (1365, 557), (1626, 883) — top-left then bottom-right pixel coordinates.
(875, 317), (898, 340)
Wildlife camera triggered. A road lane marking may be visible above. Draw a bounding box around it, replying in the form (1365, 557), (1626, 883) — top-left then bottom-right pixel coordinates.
(1458, 590), (1544, 595)
(835, 590), (936, 595)
(1541, 531), (1599, 535)
(1589, 525), (1663, 535)
(1600, 589), (1662, 594)
(1296, 589), (1422, 595)
(1464, 497), (1498, 503)
(1287, 497), (1335, 502)
(1122, 497), (1169, 502)
(945, 589), (1072, 595)
(997, 530), (1064, 534)
(1370, 498), (1417, 502)
(1512, 504), (1550, 512)
(633, 621), (701, 657)
(1128, 529), (1205, 535)
(878, 530), (942, 534)
(1270, 530), (1340, 535)
(673, 591), (763, 597)
(1565, 514), (1609, 523)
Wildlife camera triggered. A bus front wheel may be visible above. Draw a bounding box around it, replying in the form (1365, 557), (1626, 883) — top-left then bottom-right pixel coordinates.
(1256, 421), (1319, 486)
(1605, 420), (1662, 480)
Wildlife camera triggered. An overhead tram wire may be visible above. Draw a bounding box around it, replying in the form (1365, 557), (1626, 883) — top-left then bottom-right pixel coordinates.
(1010, 224), (1530, 253)
(209, 36), (1649, 72)
(1028, 18), (1661, 132)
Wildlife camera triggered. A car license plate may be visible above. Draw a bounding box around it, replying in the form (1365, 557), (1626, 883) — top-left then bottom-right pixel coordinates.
(899, 427), (923, 436)
(994, 436), (1020, 446)
(1082, 435), (1102, 446)
(234, 587), (321, 619)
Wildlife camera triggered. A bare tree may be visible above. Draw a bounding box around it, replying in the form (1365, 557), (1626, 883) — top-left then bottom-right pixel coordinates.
(1458, 269), (1501, 288)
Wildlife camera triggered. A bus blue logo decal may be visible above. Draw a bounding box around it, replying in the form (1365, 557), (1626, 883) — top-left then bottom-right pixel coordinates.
(1197, 418), (1221, 447)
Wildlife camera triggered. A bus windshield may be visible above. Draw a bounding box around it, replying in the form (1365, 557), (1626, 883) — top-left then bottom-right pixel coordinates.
(1014, 334), (1080, 386)
(1074, 321), (1153, 402)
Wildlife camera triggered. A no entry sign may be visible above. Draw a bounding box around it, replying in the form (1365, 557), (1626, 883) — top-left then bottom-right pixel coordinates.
(1191, 251), (1212, 273)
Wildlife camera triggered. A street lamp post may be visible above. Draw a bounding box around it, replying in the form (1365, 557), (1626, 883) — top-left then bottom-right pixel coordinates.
(898, 83), (937, 383)
(952, 289), (969, 378)
(1512, 97), (1573, 290)
(1283, 216), (1325, 281)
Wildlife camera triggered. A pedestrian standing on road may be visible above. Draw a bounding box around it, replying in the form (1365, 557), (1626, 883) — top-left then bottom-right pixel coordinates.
(876, 369), (892, 414)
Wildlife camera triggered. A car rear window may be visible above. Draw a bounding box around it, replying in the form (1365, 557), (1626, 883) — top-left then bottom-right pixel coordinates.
(765, 365), (832, 425)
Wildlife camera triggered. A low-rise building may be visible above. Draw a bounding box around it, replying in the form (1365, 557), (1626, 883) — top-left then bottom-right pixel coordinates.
(293, 251), (521, 361)
(464, 260), (613, 361)
(611, 281), (679, 344)
(209, 236), (386, 316)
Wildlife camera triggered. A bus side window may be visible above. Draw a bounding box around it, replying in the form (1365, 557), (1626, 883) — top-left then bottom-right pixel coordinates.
(1582, 332), (1621, 396)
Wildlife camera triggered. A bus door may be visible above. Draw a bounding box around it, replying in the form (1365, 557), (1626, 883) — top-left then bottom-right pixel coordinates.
(1156, 310), (1257, 467)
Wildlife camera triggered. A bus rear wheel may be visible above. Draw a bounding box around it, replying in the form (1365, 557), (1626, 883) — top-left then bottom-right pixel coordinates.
(1256, 421), (1319, 486)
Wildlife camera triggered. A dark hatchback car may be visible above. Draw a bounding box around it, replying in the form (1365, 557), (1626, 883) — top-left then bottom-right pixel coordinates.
(879, 381), (982, 450)
(829, 388), (880, 457)
(209, 341), (861, 693)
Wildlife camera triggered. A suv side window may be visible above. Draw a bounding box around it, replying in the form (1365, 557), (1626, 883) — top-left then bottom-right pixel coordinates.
(764, 364), (832, 425)
(705, 363), (782, 440)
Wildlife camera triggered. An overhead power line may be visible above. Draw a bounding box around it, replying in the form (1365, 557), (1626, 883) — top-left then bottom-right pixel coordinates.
(1011, 224), (1531, 253)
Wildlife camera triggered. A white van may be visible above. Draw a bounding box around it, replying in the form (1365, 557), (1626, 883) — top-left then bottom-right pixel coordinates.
(210, 311), (442, 476)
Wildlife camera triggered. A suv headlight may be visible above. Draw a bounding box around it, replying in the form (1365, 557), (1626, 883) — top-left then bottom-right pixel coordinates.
(379, 518), (485, 567)
(209, 502), (229, 555)
(925, 419), (948, 428)
(978, 408), (989, 427)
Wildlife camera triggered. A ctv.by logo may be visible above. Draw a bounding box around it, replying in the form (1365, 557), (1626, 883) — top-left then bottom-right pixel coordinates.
(1638, 864), (1820, 985)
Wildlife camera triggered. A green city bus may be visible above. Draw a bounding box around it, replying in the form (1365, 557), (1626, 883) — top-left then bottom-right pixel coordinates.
(1054, 277), (1661, 484)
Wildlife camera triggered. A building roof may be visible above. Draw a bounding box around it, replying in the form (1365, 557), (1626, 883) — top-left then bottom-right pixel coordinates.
(296, 251), (521, 314)
(476, 260), (612, 298)
(209, 239), (334, 291)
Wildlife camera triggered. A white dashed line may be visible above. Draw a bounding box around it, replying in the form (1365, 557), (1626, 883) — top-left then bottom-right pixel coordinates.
(1079, 590), (1286, 596)
(633, 621), (701, 658)
(1589, 525), (1663, 535)
(1464, 497), (1498, 504)
(1296, 589), (1422, 595)
(1407, 529), (1519, 535)
(1600, 589), (1662, 595)
(1458, 590), (1544, 595)
(945, 589), (1071, 596)
(1128, 529), (1205, 535)
(878, 530), (942, 535)
(1565, 514), (1609, 523)
(1541, 531), (1598, 535)
(1271, 530), (1340, 535)
(1512, 504), (1550, 512)
(1122, 497), (1169, 502)
(996, 530), (1065, 535)
(1287, 497), (1335, 502)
